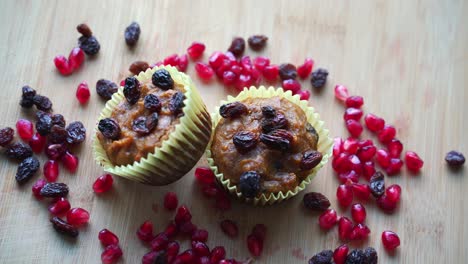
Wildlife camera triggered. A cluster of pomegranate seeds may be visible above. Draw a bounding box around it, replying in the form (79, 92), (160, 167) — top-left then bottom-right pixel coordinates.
(194, 166), (232, 211)
(76, 81), (91, 104)
(92, 173), (114, 194)
(53, 47), (85, 76)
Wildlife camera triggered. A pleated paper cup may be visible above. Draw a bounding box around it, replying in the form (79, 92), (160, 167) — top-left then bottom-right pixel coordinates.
(93, 66), (212, 185)
(206, 86), (332, 205)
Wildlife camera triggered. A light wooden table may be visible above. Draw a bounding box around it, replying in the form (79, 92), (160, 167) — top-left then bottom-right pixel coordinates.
(0, 0), (467, 263)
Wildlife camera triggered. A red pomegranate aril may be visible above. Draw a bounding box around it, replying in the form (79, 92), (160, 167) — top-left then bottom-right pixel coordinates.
(98, 229), (119, 246)
(382, 231), (400, 251)
(201, 184), (219, 198)
(364, 113), (385, 132)
(29, 133), (46, 153)
(101, 244), (123, 264)
(387, 139), (403, 158)
(235, 74), (253, 91)
(208, 52), (227, 69)
(195, 62), (214, 80)
(164, 221), (179, 238)
(345, 96), (364, 108)
(45, 144), (66, 160)
(378, 125), (396, 144)
(297, 58), (314, 79)
(386, 158), (403, 175)
(150, 232), (169, 251)
(349, 224), (370, 240)
(210, 246), (226, 264)
(176, 250), (195, 263)
(338, 217), (353, 240)
(192, 241), (210, 257)
(338, 170), (359, 184)
(333, 244), (349, 264)
(358, 139), (374, 148)
(253, 56), (270, 71)
(68, 47), (85, 71)
(318, 209), (338, 229)
(352, 183), (371, 200)
(252, 224), (267, 241)
(351, 203), (366, 223)
(93, 174), (113, 194)
(16, 119), (34, 141)
(194, 167), (215, 185)
(164, 192), (178, 211)
(175, 205), (192, 224)
(346, 119), (363, 138)
(220, 220), (238, 238)
(32, 178), (47, 199)
(222, 71), (237, 86)
(362, 161), (376, 181)
(344, 108), (363, 121)
(44, 160), (59, 182)
(137, 220), (155, 242)
(337, 185), (353, 208)
(62, 151), (79, 173)
(240, 56), (253, 70)
(262, 64), (279, 82)
(251, 68), (262, 85)
(405, 151), (424, 172)
(54, 55), (73, 75)
(178, 54), (189, 72)
(334, 85), (349, 102)
(179, 220), (197, 235)
(66, 208), (90, 227)
(282, 79), (301, 94)
(142, 251), (163, 264)
(333, 137), (343, 157)
(386, 184), (402, 203)
(230, 64), (242, 75)
(192, 229), (208, 242)
(167, 241), (180, 261)
(376, 149), (391, 168)
(215, 191), (232, 211)
(298, 90), (311, 101)
(163, 54), (180, 66)
(348, 155), (362, 175)
(357, 145), (376, 162)
(343, 138), (359, 154)
(187, 42), (206, 59)
(332, 153), (351, 173)
(76, 81), (91, 104)
(247, 234), (263, 257)
(376, 194), (398, 213)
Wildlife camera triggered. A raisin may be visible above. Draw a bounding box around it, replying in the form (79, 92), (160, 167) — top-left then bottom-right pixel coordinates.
(66, 121), (86, 145)
(346, 249), (365, 264)
(45, 144), (66, 160)
(261, 113), (288, 133)
(40, 182), (69, 198)
(311, 68), (329, 89)
(239, 171), (261, 198)
(98, 118), (121, 140)
(306, 123), (319, 142)
(227, 37), (245, 57)
(300, 150), (322, 170)
(219, 102), (248, 119)
(308, 250), (333, 264)
(33, 95), (52, 111)
(129, 60), (150, 75)
(144, 94), (162, 112)
(15, 156), (40, 184)
(124, 22), (141, 46)
(279, 63), (297, 80)
(0, 127), (14, 147)
(96, 79), (118, 100)
(5, 142), (32, 160)
(35, 110), (50, 120)
(261, 106), (276, 118)
(363, 247), (378, 264)
(78, 35), (100, 56)
(50, 217), (79, 238)
(152, 69), (174, 90)
(169, 92), (185, 115)
(51, 114), (66, 128)
(303, 192), (330, 211)
(259, 131), (291, 151)
(76, 23), (92, 37)
(48, 125), (68, 144)
(445, 151), (465, 167)
(20, 85), (36, 108)
(123, 76), (141, 104)
(233, 131), (258, 153)
(36, 114), (52, 136)
(132, 113), (158, 135)
(369, 171), (385, 198)
(248, 35), (268, 51)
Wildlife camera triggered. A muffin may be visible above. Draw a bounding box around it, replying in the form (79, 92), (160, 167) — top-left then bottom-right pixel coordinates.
(206, 86), (332, 205)
(93, 66), (211, 185)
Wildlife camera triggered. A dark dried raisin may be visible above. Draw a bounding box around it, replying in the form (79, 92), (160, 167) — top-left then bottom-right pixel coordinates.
(0, 127), (14, 147)
(239, 171), (261, 198)
(248, 35), (268, 51)
(35, 110), (50, 120)
(48, 125), (68, 144)
(311, 68), (329, 89)
(306, 123), (319, 142)
(303, 192), (330, 211)
(152, 69), (174, 90)
(96, 79), (118, 100)
(261, 113), (288, 133)
(300, 150), (322, 170)
(129, 60), (149, 75)
(445, 150), (465, 167)
(308, 250), (333, 264)
(233, 131), (258, 153)
(15, 156), (40, 184)
(219, 102), (248, 119)
(260, 132), (291, 151)
(20, 85), (36, 108)
(369, 171), (385, 198)
(132, 113), (158, 135)
(169, 92), (185, 115)
(227, 37), (245, 57)
(124, 22), (141, 46)
(98, 118), (120, 140)
(40, 182), (69, 198)
(123, 76), (141, 104)
(78, 35), (100, 56)
(33, 95), (52, 111)
(363, 247), (378, 264)
(144, 94), (161, 112)
(36, 114), (52, 136)
(66, 121), (86, 145)
(50, 217), (79, 237)
(261, 106), (276, 118)
(76, 23), (92, 37)
(51, 114), (66, 128)
(45, 144), (66, 160)
(346, 249), (365, 264)
(279, 63), (297, 80)
(5, 142), (32, 160)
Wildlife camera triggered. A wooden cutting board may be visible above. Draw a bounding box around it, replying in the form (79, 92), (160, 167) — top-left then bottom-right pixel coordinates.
(0, 0), (467, 263)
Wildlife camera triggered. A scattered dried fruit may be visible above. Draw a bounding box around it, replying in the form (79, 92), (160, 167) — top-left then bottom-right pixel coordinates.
(66, 121), (86, 145)
(248, 35), (268, 51)
(76, 23), (92, 37)
(308, 250), (333, 264)
(279, 63), (297, 80)
(124, 22), (140, 46)
(303, 192), (330, 211)
(78, 35), (100, 56)
(96, 79), (118, 100)
(40, 182), (69, 198)
(445, 150), (465, 167)
(0, 127), (14, 147)
(228, 37), (245, 57)
(50, 216), (78, 237)
(15, 156), (40, 184)
(311, 68), (329, 89)
(129, 60), (150, 75)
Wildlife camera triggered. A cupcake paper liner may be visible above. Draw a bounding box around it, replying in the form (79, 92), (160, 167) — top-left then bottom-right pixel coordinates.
(206, 86), (333, 205)
(93, 66), (212, 185)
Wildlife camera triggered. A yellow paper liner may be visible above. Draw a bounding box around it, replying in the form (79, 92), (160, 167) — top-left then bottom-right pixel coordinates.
(206, 86), (333, 205)
(92, 66), (212, 185)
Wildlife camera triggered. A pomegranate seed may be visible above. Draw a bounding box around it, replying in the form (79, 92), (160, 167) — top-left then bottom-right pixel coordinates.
(348, 155), (362, 175)
(220, 219), (238, 238)
(405, 151), (424, 172)
(142, 251), (164, 264)
(247, 234), (263, 257)
(179, 220), (197, 235)
(282, 79), (301, 94)
(332, 153), (351, 173)
(349, 224), (370, 240)
(194, 167), (215, 184)
(101, 244), (123, 264)
(351, 203), (366, 223)
(333, 137), (343, 157)
(337, 185), (353, 208)
(252, 224), (267, 241)
(334, 85), (349, 102)
(376, 194), (398, 213)
(187, 42), (206, 59)
(175, 205), (192, 225)
(192, 241), (210, 257)
(382, 231), (400, 251)
(362, 161), (376, 181)
(164, 221), (179, 238)
(338, 217), (353, 240)
(240, 56), (253, 71)
(343, 138), (359, 154)
(230, 64), (242, 75)
(44, 144), (65, 160)
(338, 170), (359, 184)
(378, 125), (396, 143)
(176, 250), (195, 263)
(333, 244), (349, 264)
(343, 108), (363, 121)
(201, 184), (219, 198)
(48, 197), (70, 216)
(214, 192), (231, 211)
(93, 174), (113, 194)
(66, 208), (90, 227)
(163, 54), (180, 66)
(358, 139), (374, 148)
(44, 160), (59, 182)
(192, 229), (209, 242)
(150, 232), (169, 251)
(137, 220), (155, 242)
(376, 149), (391, 168)
(98, 229), (119, 246)
(364, 113), (385, 132)
(208, 52), (227, 69)
(318, 209), (338, 229)
(352, 184), (371, 200)
(235, 74), (253, 91)
(345, 96), (364, 108)
(76, 81), (90, 104)
(167, 241), (180, 262)
(177, 54), (188, 72)
(386, 158), (403, 175)
(29, 133), (46, 153)
(54, 55), (73, 75)
(253, 56), (270, 71)
(16, 119), (33, 141)
(195, 62), (215, 80)
(32, 178), (47, 199)
(222, 71), (237, 86)
(164, 192), (178, 211)
(297, 58), (314, 79)
(210, 246), (226, 264)
(387, 184), (402, 200)
(346, 120), (363, 138)
(62, 151), (79, 173)
(387, 139), (403, 158)
(262, 64), (279, 82)
(68, 47), (85, 71)
(357, 145), (376, 162)
(298, 90), (311, 101)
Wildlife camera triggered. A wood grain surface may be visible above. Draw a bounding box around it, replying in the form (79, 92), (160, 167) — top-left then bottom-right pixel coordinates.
(0, 0), (467, 263)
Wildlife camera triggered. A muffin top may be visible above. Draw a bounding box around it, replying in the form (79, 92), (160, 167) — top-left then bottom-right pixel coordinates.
(97, 69), (186, 166)
(211, 96), (322, 198)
